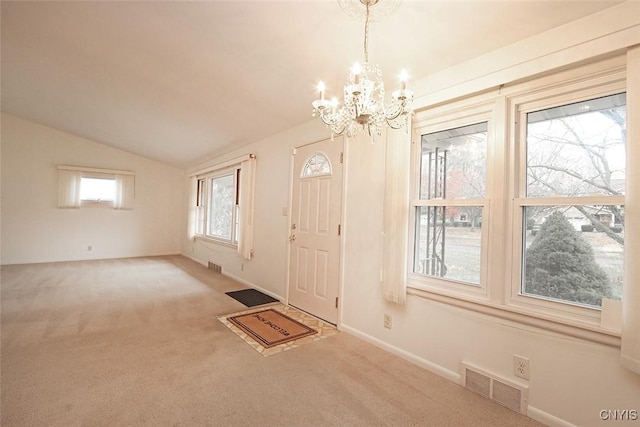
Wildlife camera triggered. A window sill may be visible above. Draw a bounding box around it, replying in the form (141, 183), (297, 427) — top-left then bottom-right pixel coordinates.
(81, 200), (114, 208)
(407, 286), (621, 347)
(194, 235), (238, 250)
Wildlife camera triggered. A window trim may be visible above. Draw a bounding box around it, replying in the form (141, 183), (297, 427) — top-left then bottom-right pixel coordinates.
(408, 103), (494, 300)
(56, 165), (135, 210)
(506, 82), (627, 325)
(407, 286), (620, 346)
(189, 153), (256, 258)
(406, 56), (627, 341)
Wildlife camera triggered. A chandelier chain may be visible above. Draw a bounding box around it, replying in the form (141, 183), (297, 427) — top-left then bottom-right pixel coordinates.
(363, 3), (370, 63)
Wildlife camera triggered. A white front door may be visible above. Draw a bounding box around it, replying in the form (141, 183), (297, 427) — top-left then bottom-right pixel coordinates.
(288, 139), (343, 324)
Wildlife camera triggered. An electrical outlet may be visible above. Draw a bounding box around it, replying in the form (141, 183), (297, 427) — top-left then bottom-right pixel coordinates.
(514, 355), (530, 380)
(384, 314), (392, 329)
(87, 245), (92, 252)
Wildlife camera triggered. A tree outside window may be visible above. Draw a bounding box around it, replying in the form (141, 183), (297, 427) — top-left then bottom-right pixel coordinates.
(521, 92), (626, 307)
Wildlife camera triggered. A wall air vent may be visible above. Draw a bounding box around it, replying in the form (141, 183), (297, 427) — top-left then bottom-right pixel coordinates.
(208, 262), (222, 274)
(461, 362), (528, 415)
(464, 368), (491, 399)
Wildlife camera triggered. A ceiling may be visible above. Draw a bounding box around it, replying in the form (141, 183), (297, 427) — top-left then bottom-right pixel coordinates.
(1, 1), (620, 169)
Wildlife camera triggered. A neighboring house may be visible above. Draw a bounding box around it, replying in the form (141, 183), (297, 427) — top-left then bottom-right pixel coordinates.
(529, 206), (625, 232)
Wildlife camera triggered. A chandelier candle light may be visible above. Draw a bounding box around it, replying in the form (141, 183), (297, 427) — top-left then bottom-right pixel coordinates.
(312, 0), (413, 140)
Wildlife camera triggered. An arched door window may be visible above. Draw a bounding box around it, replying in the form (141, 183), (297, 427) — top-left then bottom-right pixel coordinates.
(301, 152), (332, 177)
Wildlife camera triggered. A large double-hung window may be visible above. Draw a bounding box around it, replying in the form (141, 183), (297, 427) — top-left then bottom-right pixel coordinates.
(409, 104), (492, 299)
(511, 87), (626, 321)
(408, 57), (629, 336)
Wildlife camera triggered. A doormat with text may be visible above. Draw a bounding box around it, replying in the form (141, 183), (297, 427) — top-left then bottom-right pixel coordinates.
(219, 304), (338, 356)
(227, 308), (317, 348)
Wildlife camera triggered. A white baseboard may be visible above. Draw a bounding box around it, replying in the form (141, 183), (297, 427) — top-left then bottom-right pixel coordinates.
(339, 323), (461, 384)
(180, 252), (207, 266)
(180, 252), (284, 302)
(340, 323), (578, 427)
(527, 406), (577, 427)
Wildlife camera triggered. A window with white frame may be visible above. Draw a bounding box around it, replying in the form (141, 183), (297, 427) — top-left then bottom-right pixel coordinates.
(57, 166), (135, 210)
(196, 167), (240, 245)
(190, 154), (255, 259)
(513, 91), (626, 313)
(410, 111), (490, 296)
(408, 57), (628, 333)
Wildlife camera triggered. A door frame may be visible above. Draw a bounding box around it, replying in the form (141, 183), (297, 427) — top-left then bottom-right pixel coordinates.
(285, 137), (346, 328)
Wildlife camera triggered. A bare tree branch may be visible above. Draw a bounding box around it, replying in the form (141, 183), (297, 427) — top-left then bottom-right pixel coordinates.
(528, 164), (622, 195)
(574, 205), (624, 245)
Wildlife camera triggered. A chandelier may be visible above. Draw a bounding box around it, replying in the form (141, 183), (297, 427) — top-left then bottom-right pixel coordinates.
(312, 0), (413, 140)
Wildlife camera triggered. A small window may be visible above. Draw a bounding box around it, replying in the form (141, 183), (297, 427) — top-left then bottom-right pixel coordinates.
(302, 153), (331, 177)
(57, 166), (134, 209)
(80, 177), (115, 202)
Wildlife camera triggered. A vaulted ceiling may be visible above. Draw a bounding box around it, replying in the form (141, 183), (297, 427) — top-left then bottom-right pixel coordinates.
(1, 1), (620, 168)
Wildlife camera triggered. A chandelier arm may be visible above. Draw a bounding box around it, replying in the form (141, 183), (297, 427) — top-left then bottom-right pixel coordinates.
(384, 103), (405, 121)
(332, 125), (347, 135)
(329, 120), (347, 135)
(317, 109), (347, 135)
(385, 109), (401, 121)
(319, 110), (338, 127)
(385, 117), (407, 129)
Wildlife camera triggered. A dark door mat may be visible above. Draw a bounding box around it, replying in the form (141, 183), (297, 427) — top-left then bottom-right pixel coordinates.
(225, 289), (279, 307)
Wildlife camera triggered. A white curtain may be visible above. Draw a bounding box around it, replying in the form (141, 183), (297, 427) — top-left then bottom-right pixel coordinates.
(57, 170), (82, 208)
(621, 46), (640, 374)
(237, 156), (256, 260)
(114, 174), (135, 210)
(381, 127), (411, 304)
(187, 176), (198, 241)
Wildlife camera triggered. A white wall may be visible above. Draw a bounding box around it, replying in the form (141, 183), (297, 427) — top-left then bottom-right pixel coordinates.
(182, 3), (640, 426)
(1, 113), (184, 264)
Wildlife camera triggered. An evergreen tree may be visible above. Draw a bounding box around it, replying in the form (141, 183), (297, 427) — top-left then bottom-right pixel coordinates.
(524, 211), (612, 306)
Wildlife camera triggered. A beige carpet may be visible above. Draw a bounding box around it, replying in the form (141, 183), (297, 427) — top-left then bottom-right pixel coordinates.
(1, 255), (543, 426)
